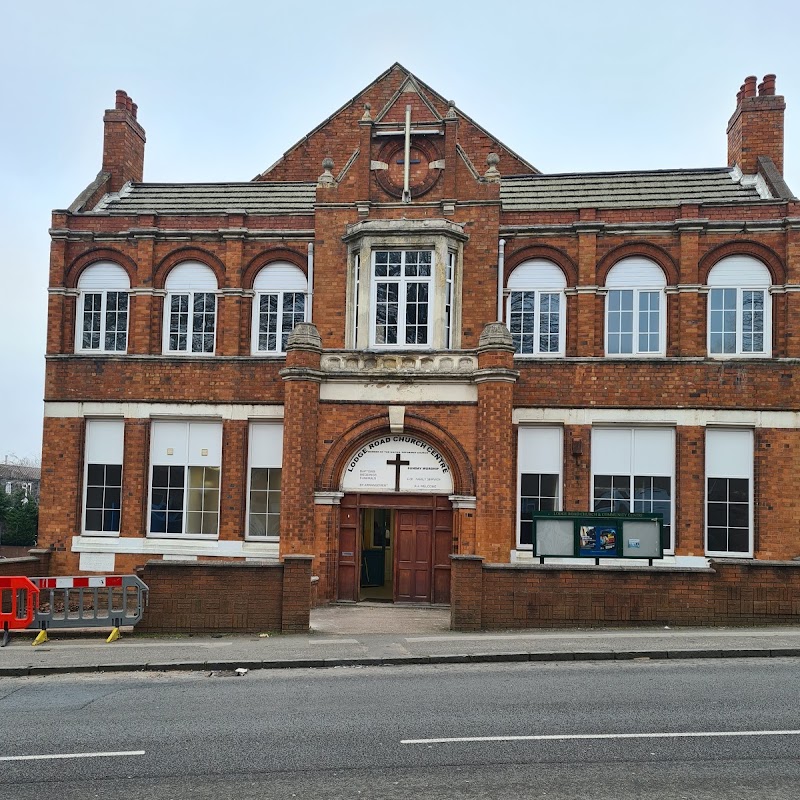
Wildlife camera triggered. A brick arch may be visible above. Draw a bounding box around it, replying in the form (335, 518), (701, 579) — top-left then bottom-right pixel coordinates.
(242, 247), (308, 290)
(698, 240), (786, 285)
(64, 248), (139, 289)
(504, 244), (578, 287)
(152, 247), (227, 290)
(318, 413), (475, 496)
(597, 242), (679, 286)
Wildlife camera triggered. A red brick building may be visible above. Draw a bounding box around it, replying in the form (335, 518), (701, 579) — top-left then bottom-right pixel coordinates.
(40, 65), (799, 603)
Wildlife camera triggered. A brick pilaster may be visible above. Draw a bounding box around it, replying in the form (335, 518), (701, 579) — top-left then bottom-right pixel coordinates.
(279, 323), (322, 556)
(281, 554), (313, 633)
(450, 555), (484, 631)
(474, 323), (518, 562)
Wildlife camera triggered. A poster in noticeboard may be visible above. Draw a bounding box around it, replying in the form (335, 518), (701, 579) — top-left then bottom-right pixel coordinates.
(578, 522), (619, 557)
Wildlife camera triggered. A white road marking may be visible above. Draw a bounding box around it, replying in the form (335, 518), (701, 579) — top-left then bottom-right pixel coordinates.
(309, 639), (360, 646)
(0, 750), (145, 762)
(405, 630), (800, 643)
(402, 729), (800, 745)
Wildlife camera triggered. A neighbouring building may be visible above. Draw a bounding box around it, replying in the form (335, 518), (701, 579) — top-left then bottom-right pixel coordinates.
(1, 460), (41, 502)
(39, 65), (799, 603)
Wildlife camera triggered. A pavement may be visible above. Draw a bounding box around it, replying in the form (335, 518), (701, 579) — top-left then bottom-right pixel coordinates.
(3, 602), (800, 676)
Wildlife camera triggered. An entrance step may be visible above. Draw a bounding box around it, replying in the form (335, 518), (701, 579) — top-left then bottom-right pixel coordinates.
(311, 603), (450, 635)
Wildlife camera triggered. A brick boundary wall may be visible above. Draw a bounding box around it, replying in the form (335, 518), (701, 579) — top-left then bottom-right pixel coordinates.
(450, 555), (800, 631)
(0, 549), (52, 578)
(136, 556), (313, 634)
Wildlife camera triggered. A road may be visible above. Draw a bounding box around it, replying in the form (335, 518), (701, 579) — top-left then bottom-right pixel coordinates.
(1, 658), (799, 799)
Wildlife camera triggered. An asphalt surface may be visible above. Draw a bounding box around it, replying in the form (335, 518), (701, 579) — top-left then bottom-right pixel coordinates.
(1, 659), (800, 799)
(3, 604), (800, 676)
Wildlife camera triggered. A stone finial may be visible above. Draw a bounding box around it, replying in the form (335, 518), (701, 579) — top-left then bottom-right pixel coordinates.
(446, 100), (457, 119)
(484, 152), (501, 182)
(317, 157), (336, 187)
(477, 321), (514, 351)
(361, 102), (372, 122)
(286, 322), (322, 351)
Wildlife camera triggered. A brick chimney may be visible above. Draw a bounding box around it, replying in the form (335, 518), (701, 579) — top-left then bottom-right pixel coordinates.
(727, 74), (785, 175)
(102, 90), (146, 193)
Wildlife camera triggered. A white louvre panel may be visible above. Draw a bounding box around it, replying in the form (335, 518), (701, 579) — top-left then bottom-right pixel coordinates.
(706, 428), (753, 479)
(605, 257), (666, 287)
(707, 255), (771, 287)
(632, 429), (673, 475)
(77, 262), (130, 290)
(507, 259), (567, 289)
(253, 262), (307, 292)
(591, 428), (632, 474)
(150, 421), (189, 464)
(249, 422), (284, 468)
(85, 419), (124, 463)
(187, 422), (222, 464)
(518, 427), (562, 473)
(164, 261), (218, 291)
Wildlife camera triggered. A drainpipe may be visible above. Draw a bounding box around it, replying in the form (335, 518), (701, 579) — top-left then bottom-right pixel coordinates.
(496, 238), (506, 322)
(307, 242), (314, 322)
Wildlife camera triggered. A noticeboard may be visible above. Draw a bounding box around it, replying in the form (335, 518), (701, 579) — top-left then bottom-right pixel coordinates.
(531, 511), (664, 560)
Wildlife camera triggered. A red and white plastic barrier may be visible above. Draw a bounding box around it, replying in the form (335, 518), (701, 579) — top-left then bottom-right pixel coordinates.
(35, 576), (123, 589)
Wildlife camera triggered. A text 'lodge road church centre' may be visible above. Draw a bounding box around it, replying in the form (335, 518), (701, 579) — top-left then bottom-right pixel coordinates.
(40, 65), (799, 603)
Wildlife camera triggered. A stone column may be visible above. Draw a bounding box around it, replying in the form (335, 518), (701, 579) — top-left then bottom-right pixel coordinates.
(279, 323), (322, 557)
(474, 322), (519, 562)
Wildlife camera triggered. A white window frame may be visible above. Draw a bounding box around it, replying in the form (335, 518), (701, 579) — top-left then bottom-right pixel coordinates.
(516, 426), (563, 550)
(604, 258), (666, 357)
(162, 262), (218, 356)
(705, 427), (754, 558)
(82, 419), (125, 537)
(147, 420), (222, 539)
(245, 422), (283, 541)
(344, 221), (467, 351)
(506, 259), (567, 357)
(370, 249), (434, 349)
(75, 263), (130, 354)
(706, 256), (772, 358)
(250, 262), (308, 356)
(591, 427), (675, 554)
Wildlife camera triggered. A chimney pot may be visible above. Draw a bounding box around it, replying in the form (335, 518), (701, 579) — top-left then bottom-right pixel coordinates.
(760, 74), (776, 96)
(115, 89), (127, 110)
(125, 96), (133, 113)
(743, 76), (757, 97)
(131, 102), (138, 119)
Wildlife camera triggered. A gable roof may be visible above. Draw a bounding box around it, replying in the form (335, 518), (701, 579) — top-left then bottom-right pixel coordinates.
(500, 168), (769, 210)
(255, 62), (539, 179)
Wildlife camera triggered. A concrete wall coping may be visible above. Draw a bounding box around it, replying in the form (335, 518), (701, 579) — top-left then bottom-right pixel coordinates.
(481, 562), (716, 575)
(712, 558), (800, 568)
(0, 556), (40, 566)
(143, 559), (281, 569)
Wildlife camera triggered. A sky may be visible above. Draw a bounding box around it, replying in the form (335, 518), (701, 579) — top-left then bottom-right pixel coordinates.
(1, 0), (798, 461)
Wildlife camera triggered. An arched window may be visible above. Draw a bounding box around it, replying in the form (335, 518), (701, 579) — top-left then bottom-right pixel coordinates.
(163, 262), (218, 354)
(605, 257), (666, 356)
(76, 262), (130, 353)
(506, 259), (566, 355)
(251, 262), (307, 354)
(707, 256), (771, 356)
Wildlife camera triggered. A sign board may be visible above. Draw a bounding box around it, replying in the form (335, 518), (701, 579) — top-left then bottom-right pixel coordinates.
(532, 511), (663, 560)
(341, 435), (454, 494)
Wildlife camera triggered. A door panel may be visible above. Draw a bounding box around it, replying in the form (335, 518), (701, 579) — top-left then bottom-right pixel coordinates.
(396, 510), (432, 603)
(337, 503), (359, 602)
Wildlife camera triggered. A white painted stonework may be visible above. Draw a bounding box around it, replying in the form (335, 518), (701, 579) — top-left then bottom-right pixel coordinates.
(341, 435), (454, 494)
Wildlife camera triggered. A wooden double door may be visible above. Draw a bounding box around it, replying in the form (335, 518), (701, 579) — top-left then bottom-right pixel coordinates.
(337, 494), (453, 604)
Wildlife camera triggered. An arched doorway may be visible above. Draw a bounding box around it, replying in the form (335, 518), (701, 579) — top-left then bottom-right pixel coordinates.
(336, 435), (455, 604)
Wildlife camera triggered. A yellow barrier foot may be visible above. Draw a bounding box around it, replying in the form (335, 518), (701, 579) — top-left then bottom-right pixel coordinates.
(106, 627), (121, 643)
(32, 630), (48, 647)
